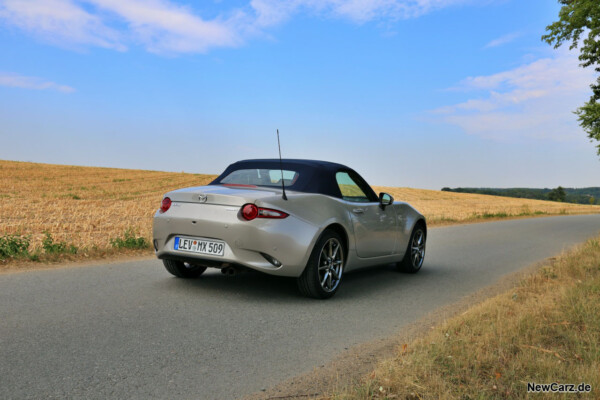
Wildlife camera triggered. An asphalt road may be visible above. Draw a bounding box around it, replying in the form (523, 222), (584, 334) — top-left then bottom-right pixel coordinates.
(1, 215), (599, 399)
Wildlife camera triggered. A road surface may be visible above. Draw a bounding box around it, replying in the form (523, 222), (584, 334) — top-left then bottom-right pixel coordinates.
(1, 214), (599, 399)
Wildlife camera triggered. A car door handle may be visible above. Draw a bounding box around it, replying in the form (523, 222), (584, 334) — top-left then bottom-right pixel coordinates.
(352, 208), (365, 214)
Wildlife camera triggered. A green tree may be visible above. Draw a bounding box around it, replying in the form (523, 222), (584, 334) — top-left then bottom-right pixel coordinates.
(543, 1), (600, 155)
(548, 186), (567, 202)
(591, 196), (596, 204)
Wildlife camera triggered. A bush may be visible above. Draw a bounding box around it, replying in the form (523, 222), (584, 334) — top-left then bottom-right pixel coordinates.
(0, 234), (31, 260)
(110, 229), (148, 249)
(42, 232), (77, 255)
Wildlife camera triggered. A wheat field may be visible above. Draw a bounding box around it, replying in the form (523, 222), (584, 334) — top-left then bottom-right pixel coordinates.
(374, 186), (600, 222)
(1, 160), (599, 253)
(0, 160), (215, 251)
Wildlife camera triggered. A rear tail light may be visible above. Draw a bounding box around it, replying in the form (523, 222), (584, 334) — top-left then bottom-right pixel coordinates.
(241, 204), (289, 220)
(160, 197), (172, 213)
(242, 204), (259, 220)
(258, 208), (288, 218)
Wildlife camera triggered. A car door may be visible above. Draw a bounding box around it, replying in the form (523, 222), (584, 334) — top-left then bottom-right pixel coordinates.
(335, 171), (397, 258)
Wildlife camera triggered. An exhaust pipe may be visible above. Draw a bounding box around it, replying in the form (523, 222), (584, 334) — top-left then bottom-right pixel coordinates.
(221, 265), (239, 276)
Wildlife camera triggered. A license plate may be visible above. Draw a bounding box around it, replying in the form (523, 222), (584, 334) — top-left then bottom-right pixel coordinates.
(174, 237), (225, 256)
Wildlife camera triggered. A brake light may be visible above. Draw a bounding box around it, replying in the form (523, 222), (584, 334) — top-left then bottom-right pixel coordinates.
(242, 204), (259, 220)
(160, 197), (172, 213)
(241, 204), (289, 220)
(224, 183), (258, 188)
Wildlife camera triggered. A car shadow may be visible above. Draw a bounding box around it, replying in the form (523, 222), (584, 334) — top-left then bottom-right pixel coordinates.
(335, 263), (444, 299)
(156, 262), (449, 303)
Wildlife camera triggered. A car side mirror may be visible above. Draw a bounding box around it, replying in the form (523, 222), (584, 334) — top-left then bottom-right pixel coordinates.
(379, 192), (394, 209)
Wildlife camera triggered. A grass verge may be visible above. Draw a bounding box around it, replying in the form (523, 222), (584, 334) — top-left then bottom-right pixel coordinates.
(0, 230), (150, 270)
(334, 236), (600, 400)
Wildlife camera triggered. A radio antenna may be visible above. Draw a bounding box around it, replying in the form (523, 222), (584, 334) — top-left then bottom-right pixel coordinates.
(277, 129), (288, 201)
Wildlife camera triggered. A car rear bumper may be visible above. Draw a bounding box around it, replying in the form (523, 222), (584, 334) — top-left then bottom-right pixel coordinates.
(152, 202), (319, 277)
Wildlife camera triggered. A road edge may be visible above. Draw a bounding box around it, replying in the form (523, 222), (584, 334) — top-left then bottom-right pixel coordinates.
(242, 253), (562, 400)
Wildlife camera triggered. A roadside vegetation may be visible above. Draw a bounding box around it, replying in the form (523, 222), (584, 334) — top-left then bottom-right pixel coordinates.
(0, 234), (32, 260)
(0, 230), (149, 266)
(334, 235), (600, 400)
(1, 160), (599, 269)
(42, 232), (78, 256)
(109, 228), (149, 250)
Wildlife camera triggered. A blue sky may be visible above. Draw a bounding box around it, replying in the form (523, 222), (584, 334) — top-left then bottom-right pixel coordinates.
(0, 0), (598, 189)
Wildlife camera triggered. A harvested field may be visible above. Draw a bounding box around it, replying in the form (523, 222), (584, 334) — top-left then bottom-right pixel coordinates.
(0, 160), (215, 252)
(375, 186), (600, 223)
(1, 160), (599, 259)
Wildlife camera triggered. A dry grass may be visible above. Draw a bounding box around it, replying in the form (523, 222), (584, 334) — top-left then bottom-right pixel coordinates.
(1, 160), (599, 266)
(334, 235), (600, 400)
(0, 160), (215, 253)
(374, 186), (600, 223)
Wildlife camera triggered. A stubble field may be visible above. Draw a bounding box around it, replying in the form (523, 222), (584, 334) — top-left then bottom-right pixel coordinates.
(1, 159), (599, 264)
(0, 160), (214, 255)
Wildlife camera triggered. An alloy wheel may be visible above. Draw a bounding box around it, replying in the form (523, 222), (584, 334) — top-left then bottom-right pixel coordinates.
(411, 229), (425, 268)
(318, 238), (344, 292)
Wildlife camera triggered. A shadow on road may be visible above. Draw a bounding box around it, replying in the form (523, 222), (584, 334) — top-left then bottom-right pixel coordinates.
(154, 261), (448, 302)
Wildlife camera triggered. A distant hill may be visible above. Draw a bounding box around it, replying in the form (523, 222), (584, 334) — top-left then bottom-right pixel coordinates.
(441, 187), (600, 205)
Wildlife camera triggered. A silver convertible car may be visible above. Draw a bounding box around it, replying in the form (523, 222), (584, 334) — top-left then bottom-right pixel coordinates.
(153, 159), (426, 298)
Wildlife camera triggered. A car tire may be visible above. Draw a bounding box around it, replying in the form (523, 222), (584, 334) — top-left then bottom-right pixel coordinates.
(297, 230), (345, 299)
(163, 259), (207, 278)
(397, 223), (426, 273)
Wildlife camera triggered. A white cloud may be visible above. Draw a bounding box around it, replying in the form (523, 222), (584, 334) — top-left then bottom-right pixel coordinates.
(484, 32), (520, 49)
(87, 0), (240, 53)
(0, 0), (240, 54)
(433, 49), (596, 141)
(0, 0), (123, 50)
(0, 72), (75, 93)
(250, 0), (470, 26)
(0, 0), (474, 54)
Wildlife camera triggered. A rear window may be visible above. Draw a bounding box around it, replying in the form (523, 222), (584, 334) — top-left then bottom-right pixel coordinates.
(220, 169), (300, 187)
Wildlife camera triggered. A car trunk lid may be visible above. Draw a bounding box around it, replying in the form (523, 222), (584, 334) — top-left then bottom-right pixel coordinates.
(167, 185), (282, 207)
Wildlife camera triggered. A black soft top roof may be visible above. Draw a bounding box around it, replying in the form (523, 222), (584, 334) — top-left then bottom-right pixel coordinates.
(210, 159), (377, 200)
